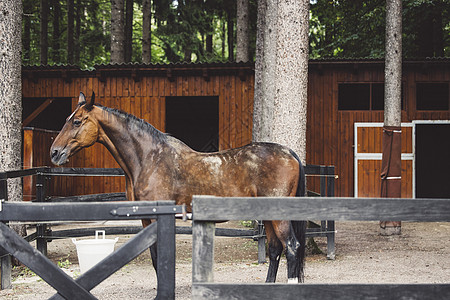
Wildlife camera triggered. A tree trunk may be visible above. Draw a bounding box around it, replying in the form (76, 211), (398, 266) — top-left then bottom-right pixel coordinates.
(0, 0), (26, 237)
(253, 0), (277, 143)
(40, 0), (49, 65)
(74, 0), (81, 64)
(227, 9), (234, 62)
(67, 0), (74, 64)
(111, 0), (125, 64)
(142, 0), (151, 64)
(272, 0), (309, 161)
(23, 0), (32, 63)
(381, 0), (402, 236)
(51, 0), (61, 62)
(254, 0), (309, 163)
(124, 0), (133, 62)
(206, 34), (213, 54)
(221, 20), (226, 58)
(236, 0), (249, 62)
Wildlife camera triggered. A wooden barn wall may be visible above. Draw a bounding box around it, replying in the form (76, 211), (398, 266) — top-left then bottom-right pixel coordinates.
(306, 63), (450, 197)
(23, 63), (449, 198)
(22, 71), (254, 197)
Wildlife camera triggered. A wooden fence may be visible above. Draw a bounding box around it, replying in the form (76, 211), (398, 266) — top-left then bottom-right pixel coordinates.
(191, 196), (450, 300)
(0, 168), (183, 299)
(17, 165), (336, 260)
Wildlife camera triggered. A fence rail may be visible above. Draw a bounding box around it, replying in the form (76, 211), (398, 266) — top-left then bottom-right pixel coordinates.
(0, 201), (181, 299)
(191, 196), (450, 300)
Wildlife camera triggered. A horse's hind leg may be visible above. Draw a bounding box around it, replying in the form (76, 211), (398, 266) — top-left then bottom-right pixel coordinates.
(270, 220), (306, 284)
(286, 222), (303, 283)
(285, 221), (306, 283)
(142, 219), (158, 273)
(264, 221), (283, 283)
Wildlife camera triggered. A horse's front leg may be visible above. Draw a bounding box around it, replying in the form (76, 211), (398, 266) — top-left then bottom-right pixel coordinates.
(264, 221), (283, 282)
(142, 219), (158, 273)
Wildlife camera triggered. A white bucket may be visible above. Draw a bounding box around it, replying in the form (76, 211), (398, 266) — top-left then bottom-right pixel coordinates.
(72, 230), (118, 273)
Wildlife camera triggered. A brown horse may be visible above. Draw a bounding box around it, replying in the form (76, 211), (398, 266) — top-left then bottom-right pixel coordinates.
(50, 92), (307, 284)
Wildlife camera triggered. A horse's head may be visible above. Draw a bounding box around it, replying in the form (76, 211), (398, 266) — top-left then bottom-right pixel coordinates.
(50, 92), (99, 165)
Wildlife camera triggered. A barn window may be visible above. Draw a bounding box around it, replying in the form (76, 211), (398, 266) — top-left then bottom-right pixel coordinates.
(338, 83), (370, 110)
(338, 83), (404, 111)
(416, 82), (449, 111)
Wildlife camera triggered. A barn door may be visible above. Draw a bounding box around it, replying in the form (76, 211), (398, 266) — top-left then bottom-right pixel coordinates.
(354, 123), (413, 198)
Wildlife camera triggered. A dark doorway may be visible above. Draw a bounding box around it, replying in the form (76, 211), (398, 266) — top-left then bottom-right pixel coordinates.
(165, 96), (219, 152)
(22, 97), (72, 131)
(415, 123), (450, 198)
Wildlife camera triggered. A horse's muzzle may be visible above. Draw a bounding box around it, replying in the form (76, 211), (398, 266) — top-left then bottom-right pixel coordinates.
(50, 147), (69, 165)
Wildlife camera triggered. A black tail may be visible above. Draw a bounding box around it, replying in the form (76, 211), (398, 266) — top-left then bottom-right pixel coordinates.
(289, 150), (307, 282)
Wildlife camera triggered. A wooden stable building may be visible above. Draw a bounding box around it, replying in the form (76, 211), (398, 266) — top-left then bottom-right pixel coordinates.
(22, 59), (450, 199)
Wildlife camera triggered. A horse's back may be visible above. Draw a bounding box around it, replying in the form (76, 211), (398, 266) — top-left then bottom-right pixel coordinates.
(237, 142), (300, 197)
(193, 142), (300, 198)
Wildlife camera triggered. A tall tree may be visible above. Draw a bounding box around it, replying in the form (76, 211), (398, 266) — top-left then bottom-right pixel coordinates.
(51, 0), (61, 62)
(0, 0), (25, 239)
(125, 0), (133, 62)
(142, 0), (151, 63)
(74, 0), (82, 64)
(67, 0), (74, 64)
(253, 0), (309, 162)
(236, 0), (249, 62)
(23, 0), (32, 63)
(226, 6), (234, 62)
(40, 0), (49, 64)
(380, 0), (402, 236)
(111, 0), (125, 63)
(253, 0), (277, 143)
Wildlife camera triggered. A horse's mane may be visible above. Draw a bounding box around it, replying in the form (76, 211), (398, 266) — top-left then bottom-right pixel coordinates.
(98, 105), (168, 144)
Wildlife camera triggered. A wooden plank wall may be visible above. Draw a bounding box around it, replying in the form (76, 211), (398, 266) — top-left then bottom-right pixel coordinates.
(22, 67), (254, 197)
(23, 128), (77, 200)
(306, 62), (450, 196)
(22, 62), (449, 198)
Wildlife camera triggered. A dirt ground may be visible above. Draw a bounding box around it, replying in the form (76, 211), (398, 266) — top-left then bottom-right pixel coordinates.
(1, 220), (449, 299)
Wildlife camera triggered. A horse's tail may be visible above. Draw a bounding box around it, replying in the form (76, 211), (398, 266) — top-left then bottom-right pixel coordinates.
(289, 149), (307, 282)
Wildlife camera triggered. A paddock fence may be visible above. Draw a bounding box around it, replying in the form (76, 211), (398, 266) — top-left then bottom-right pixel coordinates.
(191, 195), (450, 300)
(3, 165), (336, 260)
(0, 168), (183, 299)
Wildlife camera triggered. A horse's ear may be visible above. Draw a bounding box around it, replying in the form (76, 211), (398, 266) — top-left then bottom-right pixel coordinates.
(85, 92), (95, 110)
(78, 92), (86, 105)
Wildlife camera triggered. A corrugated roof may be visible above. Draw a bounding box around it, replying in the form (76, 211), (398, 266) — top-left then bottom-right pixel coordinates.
(22, 58), (449, 76)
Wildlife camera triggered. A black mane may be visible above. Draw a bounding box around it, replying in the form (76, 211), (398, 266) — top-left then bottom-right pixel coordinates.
(99, 105), (168, 143)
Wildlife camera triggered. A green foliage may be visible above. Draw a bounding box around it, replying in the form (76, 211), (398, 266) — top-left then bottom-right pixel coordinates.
(21, 0), (449, 68)
(309, 0), (450, 59)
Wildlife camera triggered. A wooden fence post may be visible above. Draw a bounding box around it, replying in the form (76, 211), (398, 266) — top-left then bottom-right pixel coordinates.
(35, 173), (48, 256)
(192, 221), (215, 283)
(156, 212), (176, 299)
(0, 179), (11, 290)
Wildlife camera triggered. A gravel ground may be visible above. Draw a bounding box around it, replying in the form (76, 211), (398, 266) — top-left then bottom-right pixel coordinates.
(1, 221), (449, 299)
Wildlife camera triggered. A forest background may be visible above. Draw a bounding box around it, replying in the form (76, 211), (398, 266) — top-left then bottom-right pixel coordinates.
(23, 0), (449, 69)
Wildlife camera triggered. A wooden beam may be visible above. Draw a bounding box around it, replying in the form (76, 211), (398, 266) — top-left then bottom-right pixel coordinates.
(22, 98), (54, 128)
(49, 222), (159, 300)
(0, 201), (182, 222)
(192, 196), (450, 222)
(0, 223), (95, 299)
(192, 283), (450, 300)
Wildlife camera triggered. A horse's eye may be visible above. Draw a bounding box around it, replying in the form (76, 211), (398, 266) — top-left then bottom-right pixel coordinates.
(73, 119), (82, 126)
